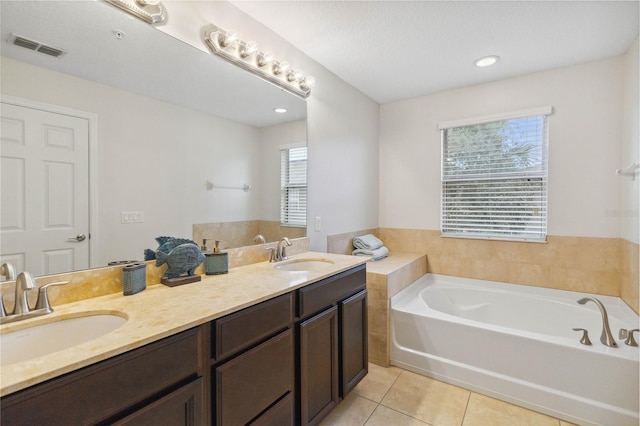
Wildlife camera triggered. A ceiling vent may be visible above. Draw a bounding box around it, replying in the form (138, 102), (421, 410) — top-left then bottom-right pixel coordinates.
(8, 34), (66, 58)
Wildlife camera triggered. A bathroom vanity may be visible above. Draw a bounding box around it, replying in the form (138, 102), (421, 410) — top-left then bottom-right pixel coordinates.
(0, 255), (367, 425)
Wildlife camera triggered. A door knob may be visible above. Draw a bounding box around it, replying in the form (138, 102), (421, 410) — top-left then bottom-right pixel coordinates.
(67, 233), (86, 242)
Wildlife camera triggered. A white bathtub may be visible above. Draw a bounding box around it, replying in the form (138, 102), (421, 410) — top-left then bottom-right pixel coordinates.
(390, 274), (640, 426)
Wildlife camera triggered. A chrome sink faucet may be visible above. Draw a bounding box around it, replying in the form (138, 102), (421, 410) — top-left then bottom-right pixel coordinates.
(0, 272), (68, 324)
(13, 271), (37, 315)
(276, 237), (292, 261)
(577, 297), (617, 347)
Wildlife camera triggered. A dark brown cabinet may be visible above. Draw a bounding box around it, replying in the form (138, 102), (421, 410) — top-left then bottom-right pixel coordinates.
(212, 292), (295, 425)
(299, 305), (340, 425)
(340, 289), (368, 396)
(1, 264), (367, 426)
(0, 325), (208, 425)
(297, 264), (368, 426)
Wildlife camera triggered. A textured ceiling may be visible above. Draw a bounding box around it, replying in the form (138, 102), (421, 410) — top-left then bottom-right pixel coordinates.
(232, 1), (640, 104)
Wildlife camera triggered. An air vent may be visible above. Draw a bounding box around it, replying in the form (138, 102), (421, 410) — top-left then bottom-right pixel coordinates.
(8, 34), (66, 58)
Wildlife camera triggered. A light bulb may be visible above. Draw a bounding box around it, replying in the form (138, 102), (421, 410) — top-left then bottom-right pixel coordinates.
(257, 51), (274, 67)
(300, 76), (316, 90)
(219, 30), (238, 48)
(287, 69), (303, 82)
(273, 61), (290, 75)
(239, 41), (258, 58)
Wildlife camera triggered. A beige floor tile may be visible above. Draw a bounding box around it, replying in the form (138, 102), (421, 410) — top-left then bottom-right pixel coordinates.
(462, 393), (560, 426)
(353, 363), (403, 403)
(319, 393), (378, 426)
(380, 370), (470, 425)
(559, 421), (578, 426)
(365, 405), (429, 426)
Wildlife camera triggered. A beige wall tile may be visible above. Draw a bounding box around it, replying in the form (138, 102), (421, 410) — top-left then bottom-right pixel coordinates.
(368, 332), (389, 367)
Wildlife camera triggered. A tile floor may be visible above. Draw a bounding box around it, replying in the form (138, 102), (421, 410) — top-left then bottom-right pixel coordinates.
(320, 363), (577, 426)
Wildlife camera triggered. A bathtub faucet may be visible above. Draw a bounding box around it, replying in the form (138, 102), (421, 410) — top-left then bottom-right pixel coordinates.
(577, 297), (617, 347)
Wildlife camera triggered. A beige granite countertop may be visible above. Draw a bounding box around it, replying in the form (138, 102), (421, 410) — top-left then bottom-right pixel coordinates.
(0, 252), (367, 397)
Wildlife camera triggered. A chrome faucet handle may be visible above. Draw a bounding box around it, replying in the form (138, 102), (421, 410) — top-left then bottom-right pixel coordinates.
(619, 328), (639, 347)
(266, 247), (277, 263)
(35, 281), (69, 313)
(572, 328), (592, 345)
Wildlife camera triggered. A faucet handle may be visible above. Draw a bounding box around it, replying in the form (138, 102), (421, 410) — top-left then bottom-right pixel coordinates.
(572, 328), (592, 345)
(266, 247), (277, 263)
(35, 281), (69, 313)
(619, 328), (639, 347)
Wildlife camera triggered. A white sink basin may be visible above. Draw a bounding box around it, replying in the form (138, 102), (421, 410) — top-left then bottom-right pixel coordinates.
(274, 258), (335, 272)
(0, 313), (127, 366)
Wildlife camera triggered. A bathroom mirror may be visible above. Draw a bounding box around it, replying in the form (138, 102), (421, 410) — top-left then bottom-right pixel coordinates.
(0, 1), (307, 277)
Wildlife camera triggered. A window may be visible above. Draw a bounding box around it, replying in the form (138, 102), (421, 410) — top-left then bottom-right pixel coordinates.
(440, 107), (551, 242)
(280, 145), (307, 227)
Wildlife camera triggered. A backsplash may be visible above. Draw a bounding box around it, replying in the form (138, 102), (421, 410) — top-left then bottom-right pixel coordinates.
(328, 228), (639, 314)
(193, 220), (305, 249)
(0, 237), (310, 312)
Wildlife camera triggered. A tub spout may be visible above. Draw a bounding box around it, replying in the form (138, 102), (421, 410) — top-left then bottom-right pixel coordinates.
(577, 297), (617, 347)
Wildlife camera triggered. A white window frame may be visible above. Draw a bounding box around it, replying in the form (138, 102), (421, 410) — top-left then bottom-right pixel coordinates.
(280, 144), (307, 227)
(439, 106), (552, 242)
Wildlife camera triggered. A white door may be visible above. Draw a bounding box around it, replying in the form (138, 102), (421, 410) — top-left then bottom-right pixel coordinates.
(1, 102), (90, 276)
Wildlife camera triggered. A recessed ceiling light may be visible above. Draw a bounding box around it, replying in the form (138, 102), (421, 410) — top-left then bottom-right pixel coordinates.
(274, 107), (287, 113)
(474, 55), (499, 67)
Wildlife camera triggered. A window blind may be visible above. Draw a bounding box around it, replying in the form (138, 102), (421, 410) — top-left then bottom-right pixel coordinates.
(441, 112), (549, 241)
(280, 146), (307, 227)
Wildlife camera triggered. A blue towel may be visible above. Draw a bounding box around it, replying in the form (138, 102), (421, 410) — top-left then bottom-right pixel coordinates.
(353, 234), (384, 250)
(352, 246), (389, 261)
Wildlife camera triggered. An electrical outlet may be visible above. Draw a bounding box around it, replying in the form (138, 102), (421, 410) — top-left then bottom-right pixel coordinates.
(315, 216), (321, 231)
(121, 211), (144, 223)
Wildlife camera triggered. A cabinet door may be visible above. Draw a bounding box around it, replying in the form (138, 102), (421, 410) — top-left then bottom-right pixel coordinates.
(215, 329), (294, 425)
(299, 305), (339, 426)
(113, 378), (203, 426)
(340, 289), (368, 396)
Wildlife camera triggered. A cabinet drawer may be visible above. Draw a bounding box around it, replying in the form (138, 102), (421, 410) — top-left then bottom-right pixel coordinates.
(250, 393), (294, 426)
(214, 292), (293, 360)
(113, 378), (204, 426)
(215, 329), (294, 425)
(298, 265), (366, 319)
(1, 326), (203, 425)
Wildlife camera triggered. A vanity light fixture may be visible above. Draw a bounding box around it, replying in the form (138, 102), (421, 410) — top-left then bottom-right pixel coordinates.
(204, 25), (315, 100)
(274, 107), (288, 114)
(474, 55), (499, 67)
(105, 0), (167, 25)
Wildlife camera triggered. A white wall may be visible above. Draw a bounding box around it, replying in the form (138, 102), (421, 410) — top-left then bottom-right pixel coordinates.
(622, 37), (640, 244)
(379, 56), (625, 238)
(258, 120), (307, 222)
(2, 57), (262, 266)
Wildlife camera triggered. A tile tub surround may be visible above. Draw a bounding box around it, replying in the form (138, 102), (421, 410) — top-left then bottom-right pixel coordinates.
(366, 253), (427, 366)
(0, 238), (310, 311)
(0, 250), (365, 396)
(378, 228), (640, 314)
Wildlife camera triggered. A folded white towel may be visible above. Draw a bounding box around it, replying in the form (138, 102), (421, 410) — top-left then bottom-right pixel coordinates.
(353, 234), (384, 250)
(352, 246), (389, 261)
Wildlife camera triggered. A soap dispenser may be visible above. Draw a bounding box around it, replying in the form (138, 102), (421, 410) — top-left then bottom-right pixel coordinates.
(201, 239), (212, 254)
(205, 240), (228, 275)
